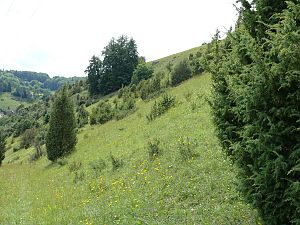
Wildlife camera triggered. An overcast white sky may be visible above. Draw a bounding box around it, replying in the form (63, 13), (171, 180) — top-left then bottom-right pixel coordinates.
(0, 0), (238, 77)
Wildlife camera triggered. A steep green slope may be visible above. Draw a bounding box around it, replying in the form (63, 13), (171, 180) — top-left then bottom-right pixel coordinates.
(0, 70), (86, 114)
(0, 92), (31, 111)
(0, 74), (259, 224)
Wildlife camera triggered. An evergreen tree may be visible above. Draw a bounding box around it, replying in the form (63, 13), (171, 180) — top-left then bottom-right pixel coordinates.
(100, 35), (139, 94)
(46, 87), (77, 161)
(170, 59), (192, 86)
(237, 0), (298, 40)
(211, 2), (300, 224)
(0, 133), (5, 166)
(85, 55), (102, 96)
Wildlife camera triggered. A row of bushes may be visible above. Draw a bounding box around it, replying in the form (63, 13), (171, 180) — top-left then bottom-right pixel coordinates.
(90, 96), (136, 125)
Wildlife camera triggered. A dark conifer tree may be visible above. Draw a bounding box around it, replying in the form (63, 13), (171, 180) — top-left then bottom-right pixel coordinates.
(210, 2), (300, 224)
(85, 55), (102, 96)
(0, 133), (5, 166)
(46, 87), (77, 161)
(100, 35), (139, 94)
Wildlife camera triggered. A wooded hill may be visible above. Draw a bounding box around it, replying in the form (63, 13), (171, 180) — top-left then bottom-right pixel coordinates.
(0, 70), (85, 112)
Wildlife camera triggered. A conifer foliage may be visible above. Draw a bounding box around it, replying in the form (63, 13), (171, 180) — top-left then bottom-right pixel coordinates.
(46, 87), (77, 161)
(0, 133), (5, 166)
(210, 1), (300, 224)
(85, 35), (139, 95)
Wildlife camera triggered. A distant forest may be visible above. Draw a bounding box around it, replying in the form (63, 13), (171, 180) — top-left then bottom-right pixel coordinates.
(0, 70), (85, 99)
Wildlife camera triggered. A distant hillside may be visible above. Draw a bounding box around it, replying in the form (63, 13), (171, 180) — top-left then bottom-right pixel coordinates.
(0, 70), (86, 113)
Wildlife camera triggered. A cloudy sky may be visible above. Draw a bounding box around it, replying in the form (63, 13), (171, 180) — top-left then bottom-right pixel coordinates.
(0, 0), (238, 77)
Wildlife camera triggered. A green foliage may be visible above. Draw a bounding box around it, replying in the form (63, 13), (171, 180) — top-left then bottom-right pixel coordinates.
(90, 101), (114, 125)
(210, 2), (300, 224)
(177, 136), (198, 161)
(56, 158), (68, 166)
(46, 87), (77, 161)
(9, 70), (49, 83)
(68, 160), (83, 173)
(76, 105), (89, 128)
(0, 133), (5, 166)
(110, 154), (123, 171)
(73, 170), (85, 184)
(85, 55), (102, 96)
(29, 140), (44, 162)
(166, 61), (173, 73)
(237, 0), (296, 40)
(189, 52), (204, 75)
(0, 74), (259, 224)
(147, 138), (162, 161)
(131, 62), (154, 85)
(146, 94), (175, 121)
(114, 96), (136, 120)
(137, 72), (163, 100)
(90, 158), (106, 177)
(0, 71), (84, 101)
(20, 128), (37, 149)
(170, 59), (192, 86)
(86, 35), (139, 95)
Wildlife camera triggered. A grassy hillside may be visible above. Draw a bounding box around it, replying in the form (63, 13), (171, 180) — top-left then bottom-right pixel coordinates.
(0, 73), (259, 224)
(0, 92), (31, 111)
(149, 45), (204, 72)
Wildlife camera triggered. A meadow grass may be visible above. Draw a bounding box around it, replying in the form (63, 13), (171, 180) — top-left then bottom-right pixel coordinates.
(0, 93), (31, 111)
(0, 74), (260, 224)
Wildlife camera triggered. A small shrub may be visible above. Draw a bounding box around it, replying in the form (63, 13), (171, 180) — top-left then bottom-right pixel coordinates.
(110, 154), (123, 171)
(190, 101), (198, 111)
(114, 96), (136, 120)
(57, 158), (68, 166)
(166, 61), (173, 73)
(147, 138), (162, 161)
(73, 171), (85, 184)
(170, 59), (192, 86)
(114, 109), (131, 121)
(137, 72), (164, 100)
(184, 91), (193, 102)
(146, 94), (176, 121)
(68, 160), (83, 172)
(90, 158), (106, 177)
(90, 101), (114, 125)
(131, 62), (154, 85)
(20, 128), (37, 149)
(29, 143), (44, 162)
(177, 136), (198, 161)
(77, 105), (89, 128)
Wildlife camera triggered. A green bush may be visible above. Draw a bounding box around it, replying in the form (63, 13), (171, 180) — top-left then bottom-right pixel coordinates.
(0, 133), (5, 166)
(137, 72), (164, 100)
(210, 3), (300, 224)
(147, 138), (162, 161)
(177, 136), (198, 161)
(131, 62), (154, 85)
(68, 160), (83, 172)
(146, 94), (175, 121)
(170, 59), (192, 86)
(56, 158), (68, 166)
(90, 158), (106, 177)
(76, 105), (89, 128)
(46, 87), (77, 162)
(20, 128), (37, 149)
(189, 52), (204, 75)
(90, 101), (114, 125)
(110, 154), (123, 171)
(73, 171), (85, 184)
